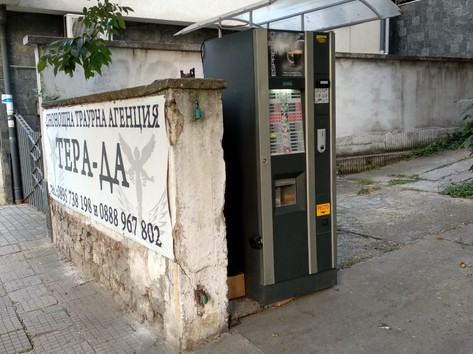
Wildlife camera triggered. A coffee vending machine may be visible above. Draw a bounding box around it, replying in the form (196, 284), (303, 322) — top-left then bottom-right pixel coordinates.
(203, 28), (336, 305)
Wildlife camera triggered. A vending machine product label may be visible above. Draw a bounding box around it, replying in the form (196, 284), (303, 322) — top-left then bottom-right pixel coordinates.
(315, 88), (329, 104)
(316, 203), (331, 216)
(268, 31), (305, 78)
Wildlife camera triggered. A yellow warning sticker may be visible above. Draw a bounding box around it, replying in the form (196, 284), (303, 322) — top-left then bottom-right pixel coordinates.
(316, 35), (328, 44)
(316, 203), (331, 217)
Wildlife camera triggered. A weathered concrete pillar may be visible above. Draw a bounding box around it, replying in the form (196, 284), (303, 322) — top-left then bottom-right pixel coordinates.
(163, 80), (228, 349)
(44, 79), (228, 350)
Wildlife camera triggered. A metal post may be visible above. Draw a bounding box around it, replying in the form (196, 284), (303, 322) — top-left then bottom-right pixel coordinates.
(0, 6), (23, 203)
(1, 95), (23, 203)
(380, 18), (386, 54)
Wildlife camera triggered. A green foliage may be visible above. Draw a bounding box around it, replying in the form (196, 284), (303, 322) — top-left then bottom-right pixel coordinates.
(37, 0), (133, 79)
(357, 184), (381, 195)
(440, 180), (473, 199)
(34, 88), (59, 102)
(413, 133), (464, 157)
(358, 178), (375, 185)
(387, 174), (420, 185)
(437, 97), (473, 198)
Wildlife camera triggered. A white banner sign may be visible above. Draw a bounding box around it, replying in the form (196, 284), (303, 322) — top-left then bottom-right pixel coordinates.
(43, 95), (174, 259)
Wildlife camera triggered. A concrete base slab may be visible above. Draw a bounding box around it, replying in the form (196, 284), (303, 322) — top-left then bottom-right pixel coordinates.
(196, 149), (473, 353)
(224, 237), (473, 354)
(347, 149), (471, 182)
(192, 333), (265, 354)
(420, 159), (473, 181)
(228, 298), (262, 325)
(338, 188), (473, 244)
(337, 230), (402, 269)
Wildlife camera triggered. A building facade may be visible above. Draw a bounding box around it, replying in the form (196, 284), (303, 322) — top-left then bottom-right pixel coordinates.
(390, 0), (473, 58)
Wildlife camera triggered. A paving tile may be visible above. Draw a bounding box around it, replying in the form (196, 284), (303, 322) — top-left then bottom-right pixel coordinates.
(30, 260), (69, 276)
(66, 289), (123, 313)
(19, 239), (51, 251)
(64, 340), (96, 354)
(0, 252), (26, 266)
(14, 294), (58, 314)
(8, 284), (49, 302)
(23, 247), (64, 263)
(94, 339), (140, 354)
(0, 204), (170, 353)
(2, 274), (43, 293)
(64, 295), (141, 347)
(38, 270), (75, 284)
(0, 304), (23, 334)
(93, 327), (173, 354)
(0, 260), (31, 275)
(120, 326), (170, 353)
(0, 295), (11, 309)
(69, 310), (125, 339)
(46, 279), (97, 303)
(0, 244), (21, 256)
(21, 305), (74, 336)
(0, 268), (36, 283)
(0, 329), (32, 354)
(31, 326), (91, 354)
(0, 240), (10, 247)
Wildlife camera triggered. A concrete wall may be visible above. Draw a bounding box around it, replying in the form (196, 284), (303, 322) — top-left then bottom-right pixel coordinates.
(45, 79), (228, 351)
(9, 12), (214, 124)
(35, 42), (202, 100)
(390, 0), (473, 58)
(30, 36), (473, 158)
(336, 54), (473, 157)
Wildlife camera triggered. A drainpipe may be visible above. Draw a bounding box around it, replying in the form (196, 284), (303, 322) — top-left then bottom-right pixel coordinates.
(379, 18), (390, 54)
(0, 5), (23, 203)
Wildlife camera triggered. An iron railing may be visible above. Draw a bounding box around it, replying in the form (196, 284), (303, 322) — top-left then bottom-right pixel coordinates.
(14, 113), (47, 213)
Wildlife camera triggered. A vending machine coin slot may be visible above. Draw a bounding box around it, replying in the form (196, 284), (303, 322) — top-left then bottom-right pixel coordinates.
(317, 129), (326, 153)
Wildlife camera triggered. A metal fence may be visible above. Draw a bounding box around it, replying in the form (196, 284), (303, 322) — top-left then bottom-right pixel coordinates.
(15, 113), (47, 213)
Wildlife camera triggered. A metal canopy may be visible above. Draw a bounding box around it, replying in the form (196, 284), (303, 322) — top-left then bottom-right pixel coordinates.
(174, 0), (400, 36)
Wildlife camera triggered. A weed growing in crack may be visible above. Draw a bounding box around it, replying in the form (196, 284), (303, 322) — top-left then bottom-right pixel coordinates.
(440, 180), (473, 198)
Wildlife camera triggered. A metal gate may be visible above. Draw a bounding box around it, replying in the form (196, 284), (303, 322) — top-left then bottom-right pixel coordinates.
(15, 113), (47, 213)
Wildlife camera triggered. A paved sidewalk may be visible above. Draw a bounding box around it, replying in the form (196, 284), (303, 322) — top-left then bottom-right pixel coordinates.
(0, 205), (175, 354)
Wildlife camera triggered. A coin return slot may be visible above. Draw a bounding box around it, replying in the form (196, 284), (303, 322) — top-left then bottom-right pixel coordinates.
(275, 178), (297, 207)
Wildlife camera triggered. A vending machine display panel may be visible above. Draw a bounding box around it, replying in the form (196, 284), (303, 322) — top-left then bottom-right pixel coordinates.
(269, 89), (305, 156)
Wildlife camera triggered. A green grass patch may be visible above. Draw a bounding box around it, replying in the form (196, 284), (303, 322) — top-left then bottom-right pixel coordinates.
(357, 178), (380, 195)
(358, 178), (375, 185)
(413, 133), (464, 157)
(440, 180), (473, 198)
(387, 175), (420, 185)
(357, 185), (381, 195)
